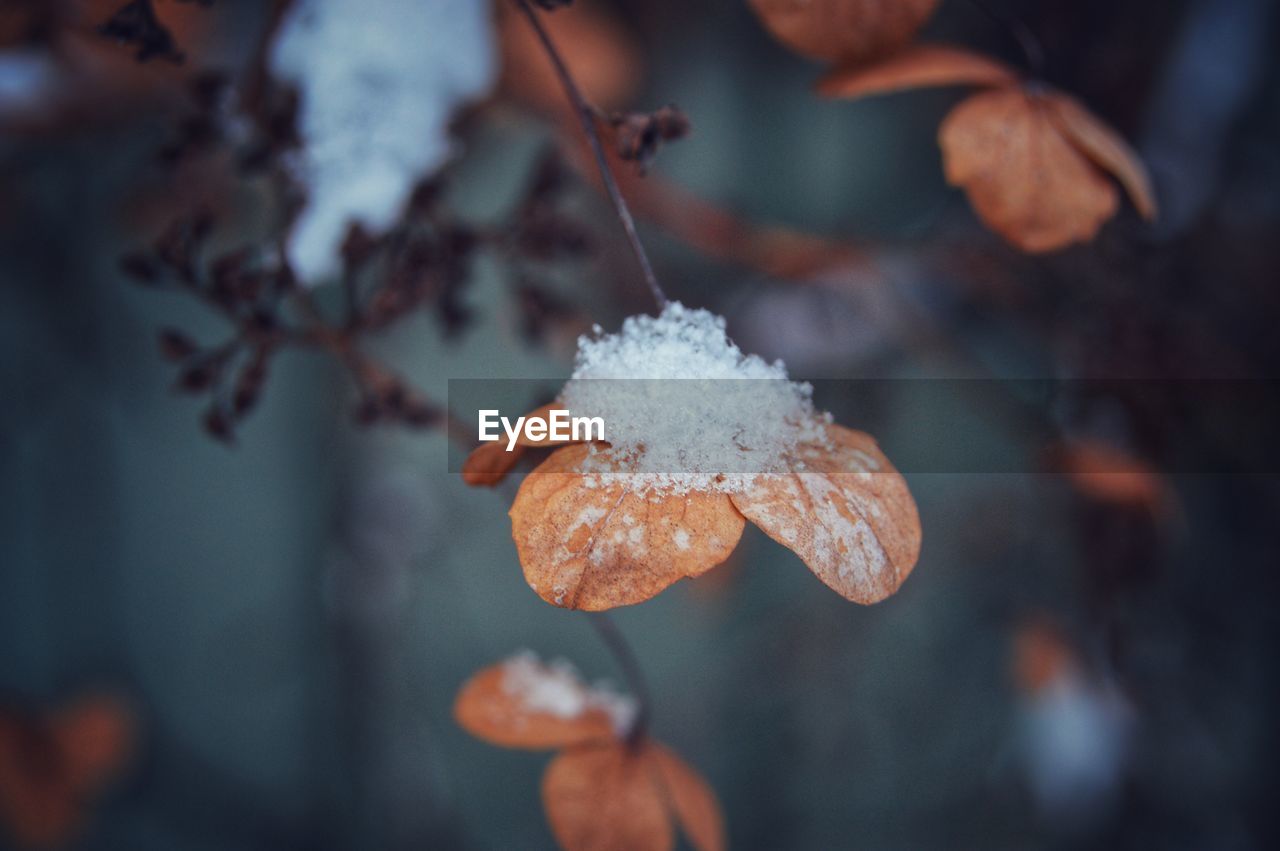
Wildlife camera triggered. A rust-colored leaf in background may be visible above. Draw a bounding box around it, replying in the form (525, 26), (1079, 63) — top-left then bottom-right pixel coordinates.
(729, 424), (921, 604)
(462, 440), (529, 487)
(748, 0), (941, 64)
(1048, 439), (1170, 514)
(940, 87), (1157, 252)
(940, 89), (1102, 252)
(0, 694), (135, 848)
(509, 445), (746, 610)
(1046, 94), (1158, 223)
(500, 0), (642, 117)
(816, 44), (1018, 100)
(1012, 619), (1076, 695)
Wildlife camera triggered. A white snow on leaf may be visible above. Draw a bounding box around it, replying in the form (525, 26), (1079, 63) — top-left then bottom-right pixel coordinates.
(270, 0), (496, 283)
(501, 650), (637, 734)
(560, 302), (826, 495)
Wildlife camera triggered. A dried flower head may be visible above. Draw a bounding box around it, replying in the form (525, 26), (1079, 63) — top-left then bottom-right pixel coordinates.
(463, 303), (922, 610)
(455, 653), (724, 851)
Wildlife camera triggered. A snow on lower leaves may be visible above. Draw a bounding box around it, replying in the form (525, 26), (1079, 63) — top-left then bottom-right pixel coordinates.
(454, 654), (726, 851)
(270, 0), (495, 283)
(502, 651), (637, 734)
(465, 302), (923, 610)
(454, 651), (635, 750)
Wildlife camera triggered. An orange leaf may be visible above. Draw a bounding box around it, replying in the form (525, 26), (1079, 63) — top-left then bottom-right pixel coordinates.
(0, 694), (134, 848)
(50, 696), (134, 793)
(462, 403), (584, 486)
(543, 743), (673, 851)
(510, 445), (746, 610)
(730, 424), (921, 604)
(541, 739), (725, 851)
(515, 403), (579, 448)
(462, 441), (528, 487)
(1050, 439), (1169, 512)
(500, 0), (642, 116)
(1012, 619), (1076, 695)
(1046, 93), (1158, 222)
(454, 656), (622, 750)
(748, 0), (941, 64)
(816, 44), (1019, 100)
(939, 87), (1120, 253)
(648, 743), (725, 851)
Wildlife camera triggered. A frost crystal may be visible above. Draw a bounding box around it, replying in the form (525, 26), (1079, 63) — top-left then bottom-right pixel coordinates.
(560, 302), (824, 494)
(271, 0), (495, 283)
(501, 650), (637, 734)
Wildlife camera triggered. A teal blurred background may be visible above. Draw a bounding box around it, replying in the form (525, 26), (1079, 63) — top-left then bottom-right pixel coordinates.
(2, 0), (1279, 848)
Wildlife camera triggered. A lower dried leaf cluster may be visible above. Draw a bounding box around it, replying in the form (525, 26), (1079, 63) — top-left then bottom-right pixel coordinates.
(455, 655), (724, 851)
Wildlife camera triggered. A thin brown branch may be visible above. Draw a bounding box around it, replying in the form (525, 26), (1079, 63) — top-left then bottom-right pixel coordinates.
(511, 0), (668, 311)
(586, 612), (652, 747)
(964, 0), (1046, 76)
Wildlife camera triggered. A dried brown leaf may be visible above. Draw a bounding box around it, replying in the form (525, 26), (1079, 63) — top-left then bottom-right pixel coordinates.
(540, 739), (725, 851)
(648, 743), (725, 851)
(516, 402), (575, 447)
(0, 694), (134, 848)
(462, 440), (529, 487)
(1050, 439), (1169, 512)
(816, 44), (1018, 100)
(543, 743), (673, 851)
(501, 1), (641, 115)
(50, 696), (134, 792)
(1012, 619), (1076, 694)
(510, 445), (746, 610)
(730, 424), (921, 603)
(462, 403), (585, 486)
(454, 662), (617, 750)
(1047, 93), (1158, 222)
(749, 0), (940, 64)
(940, 87), (1119, 253)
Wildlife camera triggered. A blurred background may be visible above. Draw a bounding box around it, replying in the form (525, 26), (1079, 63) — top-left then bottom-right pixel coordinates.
(2, 0), (1279, 848)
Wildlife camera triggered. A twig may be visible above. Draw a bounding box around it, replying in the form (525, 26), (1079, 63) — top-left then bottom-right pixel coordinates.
(511, 0), (668, 311)
(964, 0), (1046, 77)
(586, 612), (652, 746)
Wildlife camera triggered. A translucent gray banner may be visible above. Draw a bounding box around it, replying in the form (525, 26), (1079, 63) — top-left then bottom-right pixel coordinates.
(446, 378), (1280, 475)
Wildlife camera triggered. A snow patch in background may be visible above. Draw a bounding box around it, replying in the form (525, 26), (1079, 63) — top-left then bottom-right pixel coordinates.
(0, 51), (62, 119)
(270, 0), (496, 283)
(1020, 671), (1134, 823)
